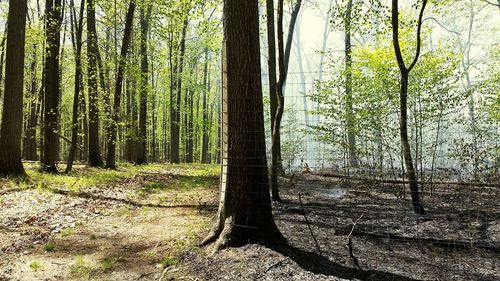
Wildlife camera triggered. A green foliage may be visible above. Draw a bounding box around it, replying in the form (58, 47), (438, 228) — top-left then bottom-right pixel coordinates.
(161, 255), (179, 267)
(29, 260), (42, 272)
(43, 242), (55, 252)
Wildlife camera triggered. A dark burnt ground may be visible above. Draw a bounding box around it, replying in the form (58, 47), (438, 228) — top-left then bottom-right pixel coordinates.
(186, 174), (499, 281)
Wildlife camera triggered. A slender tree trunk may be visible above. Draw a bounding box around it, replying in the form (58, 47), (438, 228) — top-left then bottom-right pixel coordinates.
(41, 0), (63, 173)
(391, 0), (427, 215)
(265, 0), (278, 142)
(170, 18), (188, 164)
(345, 0), (358, 168)
(136, 2), (152, 164)
(87, 0), (104, 167)
(271, 0), (302, 201)
(105, 0), (136, 169)
(24, 44), (39, 161)
(66, 0), (85, 172)
(201, 0), (283, 250)
(201, 47), (210, 163)
(0, 0), (28, 176)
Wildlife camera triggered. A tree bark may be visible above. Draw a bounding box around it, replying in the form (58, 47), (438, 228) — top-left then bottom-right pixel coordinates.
(391, 0), (427, 215)
(0, 0), (28, 176)
(66, 0), (85, 172)
(271, 0), (302, 201)
(201, 47), (210, 163)
(23, 42), (39, 161)
(201, 0), (283, 251)
(105, 0), (136, 169)
(345, 0), (359, 168)
(170, 18), (188, 164)
(41, 0), (63, 173)
(86, 0), (104, 167)
(136, 1), (153, 165)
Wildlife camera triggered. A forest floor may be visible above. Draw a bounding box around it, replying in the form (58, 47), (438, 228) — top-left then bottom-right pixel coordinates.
(1, 164), (499, 281)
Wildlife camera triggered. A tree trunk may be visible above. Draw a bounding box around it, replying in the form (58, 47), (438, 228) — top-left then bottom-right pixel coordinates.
(24, 43), (39, 161)
(391, 0), (427, 215)
(105, 0), (136, 169)
(66, 0), (85, 172)
(201, 47), (210, 163)
(170, 18), (188, 164)
(41, 0), (63, 173)
(0, 0), (27, 176)
(271, 0), (302, 201)
(265, 0), (278, 143)
(345, 0), (359, 168)
(87, 0), (104, 167)
(201, 0), (283, 251)
(136, 2), (152, 165)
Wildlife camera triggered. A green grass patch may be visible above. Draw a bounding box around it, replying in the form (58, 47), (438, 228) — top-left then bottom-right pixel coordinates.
(69, 256), (92, 277)
(29, 260), (42, 271)
(161, 256), (179, 267)
(43, 242), (55, 252)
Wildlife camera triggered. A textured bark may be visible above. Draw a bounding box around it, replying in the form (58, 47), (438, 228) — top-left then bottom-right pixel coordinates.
(170, 18), (188, 164)
(105, 0), (136, 169)
(0, 0), (27, 176)
(271, 0), (302, 201)
(66, 0), (85, 172)
(23, 44), (39, 161)
(391, 0), (427, 215)
(201, 0), (283, 251)
(41, 0), (63, 173)
(344, 0), (358, 168)
(136, 2), (153, 165)
(201, 47), (210, 163)
(86, 0), (104, 167)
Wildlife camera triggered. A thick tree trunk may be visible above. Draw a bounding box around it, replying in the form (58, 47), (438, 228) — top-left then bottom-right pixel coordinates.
(66, 0), (85, 172)
(0, 0), (27, 176)
(344, 0), (359, 168)
(87, 0), (104, 167)
(41, 0), (63, 173)
(105, 0), (136, 169)
(201, 0), (283, 251)
(391, 0), (427, 215)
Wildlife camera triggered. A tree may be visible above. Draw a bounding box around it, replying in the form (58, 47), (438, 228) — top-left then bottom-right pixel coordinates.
(201, 0), (283, 250)
(0, 0), (28, 177)
(86, 0), (104, 167)
(270, 0), (302, 202)
(391, 0), (427, 215)
(41, 0), (63, 173)
(344, 0), (359, 168)
(66, 0), (86, 172)
(105, 0), (136, 169)
(136, 1), (153, 165)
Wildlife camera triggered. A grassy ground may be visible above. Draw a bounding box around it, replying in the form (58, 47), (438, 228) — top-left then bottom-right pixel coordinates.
(0, 163), (219, 281)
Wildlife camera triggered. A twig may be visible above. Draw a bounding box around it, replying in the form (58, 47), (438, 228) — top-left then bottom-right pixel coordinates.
(265, 258), (287, 273)
(158, 266), (172, 281)
(298, 192), (322, 256)
(347, 213), (364, 270)
(136, 271), (154, 280)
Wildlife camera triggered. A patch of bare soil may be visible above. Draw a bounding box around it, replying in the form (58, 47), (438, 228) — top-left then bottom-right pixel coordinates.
(184, 175), (499, 281)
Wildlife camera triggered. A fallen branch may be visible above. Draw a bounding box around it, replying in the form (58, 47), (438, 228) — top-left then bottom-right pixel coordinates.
(265, 258), (287, 273)
(298, 192), (322, 256)
(311, 172), (500, 188)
